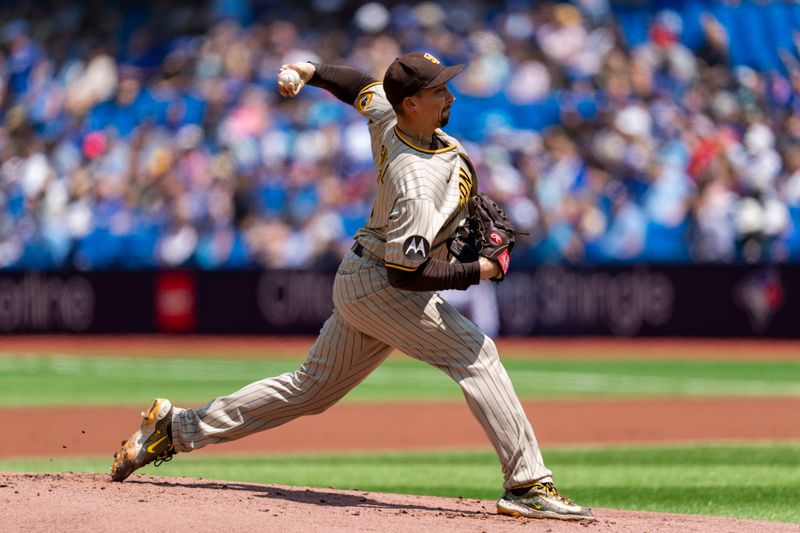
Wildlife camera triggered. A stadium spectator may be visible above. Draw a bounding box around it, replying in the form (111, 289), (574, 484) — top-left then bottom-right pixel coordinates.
(1, 0), (800, 269)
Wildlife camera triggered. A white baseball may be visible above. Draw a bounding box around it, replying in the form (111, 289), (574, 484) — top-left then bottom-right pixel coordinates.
(279, 69), (302, 90)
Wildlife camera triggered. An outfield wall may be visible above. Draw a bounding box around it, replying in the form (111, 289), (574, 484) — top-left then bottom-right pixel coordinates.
(0, 265), (794, 337)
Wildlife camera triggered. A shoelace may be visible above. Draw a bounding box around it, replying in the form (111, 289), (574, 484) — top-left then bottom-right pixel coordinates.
(153, 447), (175, 467)
(533, 482), (574, 505)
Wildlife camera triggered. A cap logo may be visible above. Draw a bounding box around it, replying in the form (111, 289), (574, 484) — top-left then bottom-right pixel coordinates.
(423, 53), (441, 65)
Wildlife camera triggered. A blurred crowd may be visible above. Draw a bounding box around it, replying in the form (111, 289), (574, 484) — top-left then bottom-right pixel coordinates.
(2, 0), (800, 270)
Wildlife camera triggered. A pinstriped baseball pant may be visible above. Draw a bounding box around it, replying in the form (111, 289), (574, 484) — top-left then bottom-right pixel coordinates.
(171, 250), (552, 488)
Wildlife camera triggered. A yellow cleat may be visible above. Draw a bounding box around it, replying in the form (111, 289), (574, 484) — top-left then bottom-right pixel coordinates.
(497, 482), (595, 521)
(110, 398), (176, 482)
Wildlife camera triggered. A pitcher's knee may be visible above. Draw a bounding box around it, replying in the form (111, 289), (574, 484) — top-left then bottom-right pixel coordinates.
(285, 368), (344, 415)
(304, 398), (338, 415)
(481, 335), (500, 360)
(463, 336), (505, 377)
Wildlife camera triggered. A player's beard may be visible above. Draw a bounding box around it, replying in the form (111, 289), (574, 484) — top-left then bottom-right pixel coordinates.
(439, 106), (451, 128)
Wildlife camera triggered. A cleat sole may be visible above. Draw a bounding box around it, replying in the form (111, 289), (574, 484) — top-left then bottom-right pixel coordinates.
(497, 500), (595, 521)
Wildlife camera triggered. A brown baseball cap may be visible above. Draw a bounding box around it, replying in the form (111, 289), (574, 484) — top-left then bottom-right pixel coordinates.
(383, 51), (465, 108)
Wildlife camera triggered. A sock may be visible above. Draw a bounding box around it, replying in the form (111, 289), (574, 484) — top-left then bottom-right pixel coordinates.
(510, 485), (532, 496)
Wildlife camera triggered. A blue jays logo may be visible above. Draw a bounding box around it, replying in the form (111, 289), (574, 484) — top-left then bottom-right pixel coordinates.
(733, 268), (784, 334)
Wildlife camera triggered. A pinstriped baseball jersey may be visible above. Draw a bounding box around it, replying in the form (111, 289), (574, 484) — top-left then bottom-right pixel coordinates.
(352, 84), (478, 269)
(168, 69), (554, 492)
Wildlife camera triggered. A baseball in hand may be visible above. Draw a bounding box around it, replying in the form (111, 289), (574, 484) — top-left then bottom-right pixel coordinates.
(278, 69), (302, 92)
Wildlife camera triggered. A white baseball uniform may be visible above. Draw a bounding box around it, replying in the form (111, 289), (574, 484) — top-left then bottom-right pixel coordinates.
(171, 83), (552, 489)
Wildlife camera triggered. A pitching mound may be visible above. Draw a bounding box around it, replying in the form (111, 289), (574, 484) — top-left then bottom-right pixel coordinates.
(1, 472), (794, 532)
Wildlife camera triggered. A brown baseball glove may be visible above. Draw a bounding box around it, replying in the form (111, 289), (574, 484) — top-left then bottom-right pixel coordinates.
(448, 193), (525, 281)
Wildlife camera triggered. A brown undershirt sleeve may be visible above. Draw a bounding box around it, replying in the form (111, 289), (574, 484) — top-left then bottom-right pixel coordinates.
(386, 258), (482, 292)
(307, 63), (378, 105)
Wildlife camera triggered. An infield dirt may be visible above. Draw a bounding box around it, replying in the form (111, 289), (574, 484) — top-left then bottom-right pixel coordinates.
(2, 472), (797, 533)
(2, 397), (799, 458)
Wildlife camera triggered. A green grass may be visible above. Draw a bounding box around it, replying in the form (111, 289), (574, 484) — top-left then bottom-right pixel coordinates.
(2, 442), (798, 523)
(1, 355), (799, 406)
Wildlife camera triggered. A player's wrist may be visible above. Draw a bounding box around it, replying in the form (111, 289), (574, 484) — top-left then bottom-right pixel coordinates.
(478, 257), (502, 280)
(296, 61), (316, 83)
(278, 63), (316, 95)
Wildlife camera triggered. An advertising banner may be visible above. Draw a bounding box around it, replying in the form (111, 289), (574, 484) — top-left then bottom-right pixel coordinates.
(0, 265), (795, 337)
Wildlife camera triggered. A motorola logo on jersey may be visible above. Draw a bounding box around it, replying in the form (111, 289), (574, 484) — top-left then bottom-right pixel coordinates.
(403, 235), (430, 260)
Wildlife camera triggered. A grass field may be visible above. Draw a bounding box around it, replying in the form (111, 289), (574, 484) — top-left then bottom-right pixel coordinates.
(2, 442), (798, 523)
(2, 340), (799, 524)
(1, 354), (799, 406)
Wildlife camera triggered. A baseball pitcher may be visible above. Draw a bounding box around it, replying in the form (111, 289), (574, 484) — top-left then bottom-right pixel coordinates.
(110, 51), (594, 522)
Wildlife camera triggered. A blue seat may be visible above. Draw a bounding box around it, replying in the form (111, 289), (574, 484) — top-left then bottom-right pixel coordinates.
(614, 8), (650, 48)
(75, 228), (124, 269)
(120, 223), (161, 268)
(677, 0), (707, 49)
(341, 210), (368, 238)
(786, 207), (800, 260)
(708, 2), (738, 62)
(10, 241), (57, 270)
(642, 219), (691, 263)
(763, 2), (795, 72)
(258, 183), (288, 215)
(510, 95), (561, 132)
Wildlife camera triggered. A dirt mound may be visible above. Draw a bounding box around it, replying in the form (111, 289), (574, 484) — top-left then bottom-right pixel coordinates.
(0, 472), (794, 533)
